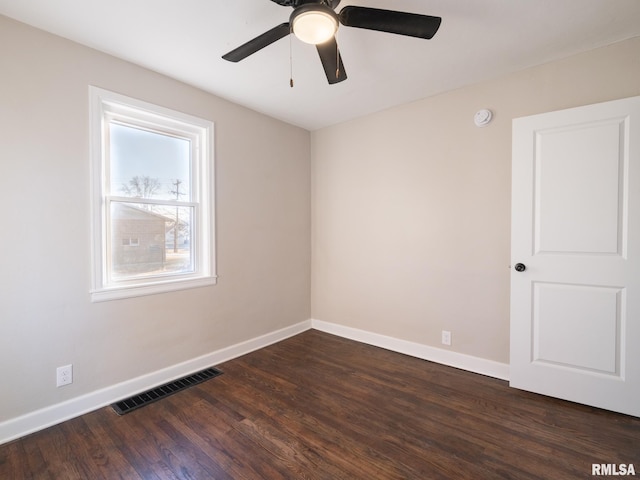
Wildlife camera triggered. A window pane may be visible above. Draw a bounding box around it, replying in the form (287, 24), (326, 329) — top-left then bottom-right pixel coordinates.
(110, 202), (194, 280)
(109, 123), (191, 200)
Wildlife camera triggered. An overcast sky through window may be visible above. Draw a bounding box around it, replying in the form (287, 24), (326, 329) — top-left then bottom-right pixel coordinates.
(109, 122), (191, 200)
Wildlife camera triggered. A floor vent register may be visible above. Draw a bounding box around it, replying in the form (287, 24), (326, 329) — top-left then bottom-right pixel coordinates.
(111, 367), (223, 415)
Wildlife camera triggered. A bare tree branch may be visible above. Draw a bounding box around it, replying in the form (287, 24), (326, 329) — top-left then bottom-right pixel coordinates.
(121, 175), (161, 198)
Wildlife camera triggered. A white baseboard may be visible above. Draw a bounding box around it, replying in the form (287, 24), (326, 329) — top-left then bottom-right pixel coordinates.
(311, 319), (510, 381)
(1, 318), (509, 445)
(0, 320), (312, 446)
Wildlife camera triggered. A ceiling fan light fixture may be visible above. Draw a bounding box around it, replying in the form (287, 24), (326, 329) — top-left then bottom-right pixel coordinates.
(291, 4), (339, 45)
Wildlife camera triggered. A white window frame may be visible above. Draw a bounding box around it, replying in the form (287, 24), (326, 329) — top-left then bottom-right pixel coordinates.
(89, 86), (216, 302)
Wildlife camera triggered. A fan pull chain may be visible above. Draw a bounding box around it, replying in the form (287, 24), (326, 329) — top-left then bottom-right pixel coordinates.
(335, 33), (340, 80)
(289, 33), (294, 88)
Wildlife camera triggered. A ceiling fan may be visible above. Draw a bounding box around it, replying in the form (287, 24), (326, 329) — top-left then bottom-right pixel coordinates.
(222, 0), (442, 84)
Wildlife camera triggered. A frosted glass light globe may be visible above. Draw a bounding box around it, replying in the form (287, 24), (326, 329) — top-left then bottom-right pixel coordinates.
(291, 6), (338, 45)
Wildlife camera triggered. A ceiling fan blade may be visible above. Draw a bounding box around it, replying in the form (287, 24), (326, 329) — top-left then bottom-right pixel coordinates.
(316, 37), (347, 85)
(222, 23), (291, 62)
(339, 6), (441, 39)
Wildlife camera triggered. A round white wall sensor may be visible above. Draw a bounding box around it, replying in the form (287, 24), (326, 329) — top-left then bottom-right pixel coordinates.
(474, 109), (493, 127)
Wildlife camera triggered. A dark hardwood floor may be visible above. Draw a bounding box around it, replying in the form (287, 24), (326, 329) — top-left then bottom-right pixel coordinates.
(1, 329), (639, 479)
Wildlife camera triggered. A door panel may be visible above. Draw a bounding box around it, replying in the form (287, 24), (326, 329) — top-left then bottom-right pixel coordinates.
(510, 96), (640, 417)
(532, 282), (622, 375)
(534, 119), (625, 255)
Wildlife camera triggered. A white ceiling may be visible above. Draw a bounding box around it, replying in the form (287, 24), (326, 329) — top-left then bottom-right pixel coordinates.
(1, 0), (640, 130)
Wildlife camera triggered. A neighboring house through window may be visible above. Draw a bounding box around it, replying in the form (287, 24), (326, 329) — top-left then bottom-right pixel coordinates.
(90, 86), (215, 301)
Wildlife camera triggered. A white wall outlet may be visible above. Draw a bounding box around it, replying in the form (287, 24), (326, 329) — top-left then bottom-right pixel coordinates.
(56, 364), (73, 387)
(441, 330), (452, 346)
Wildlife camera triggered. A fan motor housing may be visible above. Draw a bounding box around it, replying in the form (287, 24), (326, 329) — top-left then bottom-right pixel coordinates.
(270, 0), (341, 8)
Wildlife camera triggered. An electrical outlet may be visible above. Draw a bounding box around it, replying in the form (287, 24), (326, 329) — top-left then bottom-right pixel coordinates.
(56, 364), (73, 387)
(441, 330), (452, 346)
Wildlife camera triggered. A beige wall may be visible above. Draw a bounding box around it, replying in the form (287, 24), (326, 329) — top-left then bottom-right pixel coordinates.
(0, 15), (311, 422)
(311, 37), (640, 363)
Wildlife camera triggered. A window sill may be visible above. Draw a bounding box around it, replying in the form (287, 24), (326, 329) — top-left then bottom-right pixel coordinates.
(91, 275), (217, 302)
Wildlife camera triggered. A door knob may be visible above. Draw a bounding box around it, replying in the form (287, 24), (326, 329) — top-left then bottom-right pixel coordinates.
(514, 263), (526, 272)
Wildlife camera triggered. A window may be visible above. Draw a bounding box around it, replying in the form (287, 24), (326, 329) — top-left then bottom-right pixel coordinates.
(90, 86), (215, 301)
(122, 237), (140, 247)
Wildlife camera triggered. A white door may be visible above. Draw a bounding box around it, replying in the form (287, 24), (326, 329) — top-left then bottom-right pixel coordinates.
(510, 95), (640, 417)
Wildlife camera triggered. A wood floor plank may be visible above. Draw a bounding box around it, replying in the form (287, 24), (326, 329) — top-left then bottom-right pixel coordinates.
(1, 329), (639, 479)
(83, 408), (163, 480)
(32, 425), (91, 479)
(60, 417), (139, 480)
(161, 395), (257, 479)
